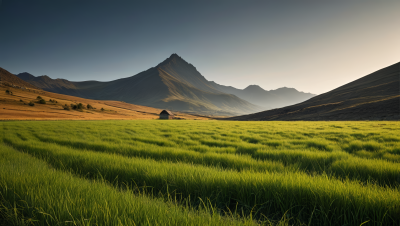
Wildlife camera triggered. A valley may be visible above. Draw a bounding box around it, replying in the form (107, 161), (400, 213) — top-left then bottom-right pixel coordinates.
(1, 1), (399, 226)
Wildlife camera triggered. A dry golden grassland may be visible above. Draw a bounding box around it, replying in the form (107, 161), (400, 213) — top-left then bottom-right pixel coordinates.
(0, 85), (208, 120)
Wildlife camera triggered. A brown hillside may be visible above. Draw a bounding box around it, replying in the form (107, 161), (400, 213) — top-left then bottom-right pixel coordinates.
(0, 83), (208, 121)
(229, 62), (400, 121)
(0, 67), (39, 89)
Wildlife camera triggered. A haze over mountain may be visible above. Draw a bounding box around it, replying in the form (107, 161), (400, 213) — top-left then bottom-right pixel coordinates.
(229, 62), (400, 121)
(16, 54), (315, 116)
(210, 82), (315, 109)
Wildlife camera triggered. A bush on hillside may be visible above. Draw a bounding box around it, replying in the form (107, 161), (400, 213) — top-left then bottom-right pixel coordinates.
(37, 96), (42, 100)
(63, 104), (70, 110)
(39, 99), (46, 104)
(87, 104), (93, 109)
(5, 90), (10, 94)
(70, 103), (84, 110)
(28, 101), (35, 106)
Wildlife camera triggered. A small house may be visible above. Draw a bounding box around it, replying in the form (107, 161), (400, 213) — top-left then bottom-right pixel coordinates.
(159, 110), (174, 119)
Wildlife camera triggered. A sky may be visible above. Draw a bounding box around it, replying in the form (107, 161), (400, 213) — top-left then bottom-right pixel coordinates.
(1, 0), (399, 94)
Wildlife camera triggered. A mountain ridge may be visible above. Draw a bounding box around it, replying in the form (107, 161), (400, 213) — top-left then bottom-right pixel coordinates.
(16, 54), (315, 115)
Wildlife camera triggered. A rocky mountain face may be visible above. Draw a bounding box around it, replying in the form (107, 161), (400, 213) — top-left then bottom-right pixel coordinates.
(229, 61), (400, 121)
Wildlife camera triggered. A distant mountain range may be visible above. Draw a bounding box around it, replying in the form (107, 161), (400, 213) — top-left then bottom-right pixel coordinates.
(229, 61), (400, 121)
(210, 82), (315, 109)
(15, 54), (315, 115)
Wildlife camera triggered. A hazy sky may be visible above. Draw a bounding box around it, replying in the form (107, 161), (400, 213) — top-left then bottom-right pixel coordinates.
(1, 0), (399, 94)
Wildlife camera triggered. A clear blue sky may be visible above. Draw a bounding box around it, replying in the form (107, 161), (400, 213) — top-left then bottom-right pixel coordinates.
(1, 0), (399, 94)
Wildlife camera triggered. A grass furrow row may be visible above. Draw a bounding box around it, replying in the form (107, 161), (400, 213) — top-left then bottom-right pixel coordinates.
(0, 143), (256, 226)
(29, 131), (400, 186)
(4, 136), (400, 226)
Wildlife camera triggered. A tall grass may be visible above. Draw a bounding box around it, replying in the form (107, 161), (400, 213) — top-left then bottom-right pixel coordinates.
(2, 120), (400, 225)
(0, 143), (256, 226)
(4, 134), (400, 225)
(23, 127), (400, 186)
(29, 132), (286, 173)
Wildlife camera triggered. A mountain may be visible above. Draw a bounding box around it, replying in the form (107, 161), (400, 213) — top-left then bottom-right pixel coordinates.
(0, 67), (38, 89)
(16, 54), (317, 115)
(229, 61), (400, 121)
(17, 54), (262, 116)
(209, 82), (315, 109)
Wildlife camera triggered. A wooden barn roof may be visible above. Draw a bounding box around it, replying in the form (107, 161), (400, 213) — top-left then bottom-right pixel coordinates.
(160, 110), (174, 115)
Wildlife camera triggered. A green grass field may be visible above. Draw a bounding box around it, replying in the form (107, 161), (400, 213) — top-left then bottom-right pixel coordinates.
(1, 120), (399, 225)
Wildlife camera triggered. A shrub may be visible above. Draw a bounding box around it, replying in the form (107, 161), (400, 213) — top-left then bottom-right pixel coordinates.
(101, 108), (104, 111)
(87, 104), (93, 109)
(39, 99), (46, 104)
(5, 90), (10, 94)
(63, 104), (70, 110)
(20, 99), (23, 102)
(77, 103), (84, 109)
(37, 96), (42, 100)
(28, 101), (35, 106)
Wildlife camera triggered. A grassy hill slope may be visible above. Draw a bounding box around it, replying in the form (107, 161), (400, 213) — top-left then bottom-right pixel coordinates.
(229, 61), (400, 121)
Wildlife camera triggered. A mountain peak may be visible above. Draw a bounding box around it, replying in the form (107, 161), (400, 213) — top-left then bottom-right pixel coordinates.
(17, 72), (36, 80)
(244, 85), (265, 92)
(170, 53), (180, 58)
(157, 53), (186, 67)
(273, 87), (298, 92)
